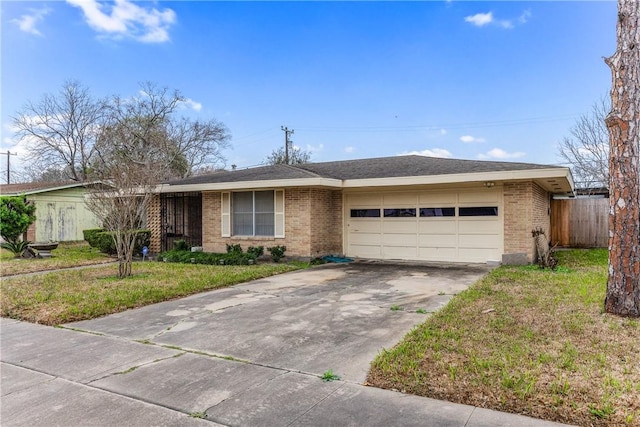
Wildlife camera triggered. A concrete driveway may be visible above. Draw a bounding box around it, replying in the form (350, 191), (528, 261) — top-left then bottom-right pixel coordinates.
(1, 262), (569, 426)
(68, 261), (489, 383)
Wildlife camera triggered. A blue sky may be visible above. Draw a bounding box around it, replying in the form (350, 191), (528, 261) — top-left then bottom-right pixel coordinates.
(1, 1), (616, 176)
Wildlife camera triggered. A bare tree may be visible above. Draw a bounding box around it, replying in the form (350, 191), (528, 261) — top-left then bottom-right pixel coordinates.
(87, 82), (230, 277)
(12, 80), (104, 182)
(604, 0), (639, 317)
(265, 145), (312, 165)
(558, 99), (610, 189)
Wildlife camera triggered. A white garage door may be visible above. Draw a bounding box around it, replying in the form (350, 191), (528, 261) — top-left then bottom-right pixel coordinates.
(345, 189), (503, 263)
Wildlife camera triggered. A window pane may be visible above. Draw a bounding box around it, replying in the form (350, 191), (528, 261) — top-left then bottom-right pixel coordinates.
(350, 209), (380, 218)
(420, 207), (456, 217)
(255, 213), (274, 236)
(255, 191), (274, 213)
(233, 213), (253, 235)
(232, 192), (254, 235)
(384, 208), (416, 217)
(459, 206), (498, 216)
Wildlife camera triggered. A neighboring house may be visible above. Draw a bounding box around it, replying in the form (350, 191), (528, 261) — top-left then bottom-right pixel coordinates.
(0, 181), (101, 242)
(149, 155), (574, 264)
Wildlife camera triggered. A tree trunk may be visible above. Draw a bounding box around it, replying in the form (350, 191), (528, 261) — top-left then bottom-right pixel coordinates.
(604, 0), (640, 317)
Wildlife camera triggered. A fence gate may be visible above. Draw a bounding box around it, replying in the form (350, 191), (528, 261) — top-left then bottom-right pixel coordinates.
(551, 198), (608, 248)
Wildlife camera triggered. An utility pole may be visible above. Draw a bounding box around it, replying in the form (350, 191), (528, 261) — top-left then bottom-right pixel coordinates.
(281, 126), (294, 165)
(1, 151), (17, 184)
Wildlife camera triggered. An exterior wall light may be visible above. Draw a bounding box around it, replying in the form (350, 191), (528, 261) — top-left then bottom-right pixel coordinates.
(484, 181), (495, 188)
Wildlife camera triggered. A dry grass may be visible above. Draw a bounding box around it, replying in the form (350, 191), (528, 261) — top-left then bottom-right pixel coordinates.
(0, 261), (303, 325)
(0, 242), (113, 276)
(368, 249), (640, 426)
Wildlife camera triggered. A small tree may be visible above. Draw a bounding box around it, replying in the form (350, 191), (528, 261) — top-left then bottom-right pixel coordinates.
(265, 145), (311, 165)
(558, 99), (610, 189)
(0, 196), (36, 257)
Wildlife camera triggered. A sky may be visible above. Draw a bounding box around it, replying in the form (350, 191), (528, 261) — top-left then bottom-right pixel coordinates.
(1, 0), (617, 180)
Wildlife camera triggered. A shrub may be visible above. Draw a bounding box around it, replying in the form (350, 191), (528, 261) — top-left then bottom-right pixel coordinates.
(247, 246), (264, 258)
(158, 249), (257, 266)
(267, 245), (286, 263)
(92, 230), (151, 256)
(83, 228), (104, 248)
(0, 196), (36, 256)
(226, 243), (243, 254)
(173, 239), (190, 251)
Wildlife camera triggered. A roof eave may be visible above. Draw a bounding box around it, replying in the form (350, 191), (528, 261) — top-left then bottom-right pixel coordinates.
(157, 177), (343, 193)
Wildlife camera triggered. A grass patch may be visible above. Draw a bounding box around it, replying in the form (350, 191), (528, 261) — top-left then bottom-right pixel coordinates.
(0, 262), (304, 325)
(368, 249), (640, 426)
(0, 242), (113, 277)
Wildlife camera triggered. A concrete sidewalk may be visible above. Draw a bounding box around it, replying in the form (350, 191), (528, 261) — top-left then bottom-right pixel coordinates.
(1, 319), (568, 427)
(2, 264), (572, 426)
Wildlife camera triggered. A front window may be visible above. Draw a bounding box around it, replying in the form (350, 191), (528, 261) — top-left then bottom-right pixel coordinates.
(232, 191), (274, 236)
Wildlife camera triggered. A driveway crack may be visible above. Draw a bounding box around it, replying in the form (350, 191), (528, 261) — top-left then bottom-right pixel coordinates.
(285, 382), (347, 427)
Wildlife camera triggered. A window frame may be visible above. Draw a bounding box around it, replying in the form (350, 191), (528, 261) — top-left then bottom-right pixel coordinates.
(231, 190), (276, 237)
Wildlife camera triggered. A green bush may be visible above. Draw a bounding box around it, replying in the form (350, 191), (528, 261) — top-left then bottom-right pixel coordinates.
(267, 245), (286, 263)
(83, 228), (104, 248)
(173, 239), (190, 251)
(92, 230), (151, 256)
(247, 245), (264, 258)
(0, 196), (36, 256)
(226, 243), (243, 254)
(158, 249), (257, 266)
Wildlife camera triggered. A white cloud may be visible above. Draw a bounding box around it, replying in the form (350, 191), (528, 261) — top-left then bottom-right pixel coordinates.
(179, 98), (202, 112)
(477, 148), (526, 160)
(66, 0), (176, 43)
(460, 135), (486, 143)
(465, 9), (530, 30)
(400, 148), (453, 158)
(11, 7), (50, 36)
(464, 12), (493, 27)
(519, 9), (532, 24)
(344, 146), (355, 153)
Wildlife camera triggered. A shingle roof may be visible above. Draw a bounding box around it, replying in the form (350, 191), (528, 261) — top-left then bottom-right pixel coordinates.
(165, 155), (561, 185)
(0, 181), (83, 196)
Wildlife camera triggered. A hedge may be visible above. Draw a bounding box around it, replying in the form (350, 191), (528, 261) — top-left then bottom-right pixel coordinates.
(83, 228), (151, 256)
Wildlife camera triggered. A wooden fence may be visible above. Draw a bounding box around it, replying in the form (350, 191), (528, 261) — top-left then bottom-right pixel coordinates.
(551, 198), (609, 248)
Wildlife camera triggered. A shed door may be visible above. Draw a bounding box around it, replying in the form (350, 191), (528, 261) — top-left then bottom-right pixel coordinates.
(345, 189), (503, 263)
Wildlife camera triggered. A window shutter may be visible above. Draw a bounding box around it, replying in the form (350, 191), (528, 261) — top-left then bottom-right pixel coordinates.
(221, 192), (231, 237)
(274, 189), (285, 238)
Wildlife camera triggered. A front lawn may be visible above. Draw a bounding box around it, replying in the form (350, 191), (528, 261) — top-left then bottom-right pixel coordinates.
(368, 249), (640, 426)
(0, 242), (113, 276)
(0, 262), (304, 325)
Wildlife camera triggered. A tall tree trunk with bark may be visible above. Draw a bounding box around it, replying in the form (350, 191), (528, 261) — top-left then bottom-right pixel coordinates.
(604, 0), (640, 317)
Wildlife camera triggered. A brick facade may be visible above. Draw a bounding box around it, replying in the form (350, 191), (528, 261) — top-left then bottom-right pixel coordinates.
(503, 181), (550, 262)
(192, 188), (342, 258)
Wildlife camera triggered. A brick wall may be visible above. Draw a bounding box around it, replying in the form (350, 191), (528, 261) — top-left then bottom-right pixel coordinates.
(503, 181), (550, 261)
(200, 188), (343, 258)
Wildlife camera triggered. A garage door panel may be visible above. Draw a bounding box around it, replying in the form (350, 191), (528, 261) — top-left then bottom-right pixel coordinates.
(382, 221), (417, 234)
(350, 245), (382, 258)
(459, 234), (501, 249)
(383, 233), (417, 246)
(349, 194), (382, 206)
(458, 220), (499, 234)
(458, 190), (500, 203)
(418, 220), (456, 234)
(418, 192), (457, 204)
(418, 247), (458, 260)
(349, 233), (382, 245)
(418, 234), (456, 247)
(383, 246), (418, 259)
(350, 220), (381, 233)
(383, 193), (417, 205)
